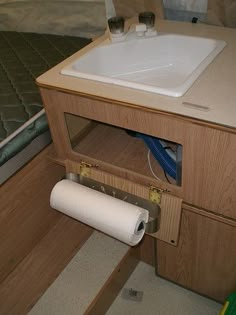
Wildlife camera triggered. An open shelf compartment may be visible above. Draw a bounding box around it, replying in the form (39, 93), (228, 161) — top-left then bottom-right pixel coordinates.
(65, 113), (182, 187)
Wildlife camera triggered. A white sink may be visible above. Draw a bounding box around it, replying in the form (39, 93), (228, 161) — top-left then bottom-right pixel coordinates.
(61, 34), (226, 97)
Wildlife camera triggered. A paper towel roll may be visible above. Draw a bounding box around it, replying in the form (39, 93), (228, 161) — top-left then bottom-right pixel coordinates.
(50, 179), (149, 246)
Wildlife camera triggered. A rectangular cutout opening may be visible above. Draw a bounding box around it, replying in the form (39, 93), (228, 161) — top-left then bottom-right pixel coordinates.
(65, 113), (182, 187)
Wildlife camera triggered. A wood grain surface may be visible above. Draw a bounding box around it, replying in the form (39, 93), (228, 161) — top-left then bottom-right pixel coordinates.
(156, 208), (236, 302)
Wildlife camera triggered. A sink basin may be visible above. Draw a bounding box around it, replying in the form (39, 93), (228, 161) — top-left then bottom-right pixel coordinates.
(61, 34), (226, 97)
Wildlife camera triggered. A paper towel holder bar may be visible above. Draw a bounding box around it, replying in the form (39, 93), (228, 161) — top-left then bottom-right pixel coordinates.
(65, 173), (160, 234)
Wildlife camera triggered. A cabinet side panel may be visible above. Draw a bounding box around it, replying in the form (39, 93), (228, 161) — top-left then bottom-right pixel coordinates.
(156, 209), (236, 302)
(183, 126), (236, 219)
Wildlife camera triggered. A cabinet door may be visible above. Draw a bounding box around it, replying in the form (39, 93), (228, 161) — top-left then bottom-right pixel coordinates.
(183, 126), (236, 219)
(156, 208), (236, 302)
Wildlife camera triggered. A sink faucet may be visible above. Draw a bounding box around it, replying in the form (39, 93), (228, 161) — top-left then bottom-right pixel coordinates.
(107, 12), (157, 42)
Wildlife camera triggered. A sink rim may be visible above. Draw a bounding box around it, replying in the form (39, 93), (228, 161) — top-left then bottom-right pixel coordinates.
(61, 33), (226, 98)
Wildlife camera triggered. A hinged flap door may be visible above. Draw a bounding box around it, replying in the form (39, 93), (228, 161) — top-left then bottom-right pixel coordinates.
(149, 193), (182, 246)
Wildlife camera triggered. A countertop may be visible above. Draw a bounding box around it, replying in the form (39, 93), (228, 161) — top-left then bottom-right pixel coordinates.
(37, 19), (236, 129)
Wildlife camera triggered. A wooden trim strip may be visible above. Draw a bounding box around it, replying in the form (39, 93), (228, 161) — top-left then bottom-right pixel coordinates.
(183, 203), (236, 227)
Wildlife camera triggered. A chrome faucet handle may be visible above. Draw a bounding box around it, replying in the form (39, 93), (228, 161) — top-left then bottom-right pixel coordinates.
(138, 11), (155, 29)
(107, 16), (125, 35)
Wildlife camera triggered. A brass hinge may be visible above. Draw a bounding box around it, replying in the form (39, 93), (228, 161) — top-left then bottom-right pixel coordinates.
(80, 161), (97, 177)
(149, 185), (170, 205)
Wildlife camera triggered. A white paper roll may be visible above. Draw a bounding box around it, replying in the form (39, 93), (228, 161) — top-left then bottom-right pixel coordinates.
(50, 179), (149, 246)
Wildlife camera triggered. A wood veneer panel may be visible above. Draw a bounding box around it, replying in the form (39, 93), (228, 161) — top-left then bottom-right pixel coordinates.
(183, 126), (236, 219)
(0, 216), (93, 315)
(0, 145), (62, 219)
(0, 190), (60, 283)
(66, 159), (152, 198)
(0, 146), (65, 282)
(139, 234), (156, 266)
(151, 193), (182, 245)
(40, 84), (236, 304)
(41, 88), (236, 218)
(156, 209), (236, 302)
(73, 123), (172, 184)
(40, 88), (185, 159)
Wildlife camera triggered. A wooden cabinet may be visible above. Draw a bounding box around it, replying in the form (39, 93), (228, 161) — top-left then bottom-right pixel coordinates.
(41, 88), (236, 214)
(40, 86), (236, 302)
(156, 207), (236, 302)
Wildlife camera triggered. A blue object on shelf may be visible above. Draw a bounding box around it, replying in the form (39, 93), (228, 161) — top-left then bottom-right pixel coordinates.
(137, 133), (177, 180)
